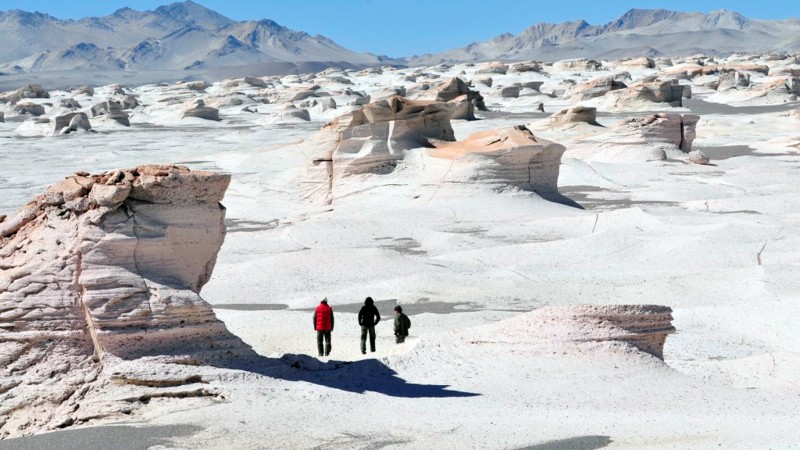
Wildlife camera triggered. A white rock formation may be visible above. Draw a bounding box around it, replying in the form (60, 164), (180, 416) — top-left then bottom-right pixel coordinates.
(0, 84), (49, 103)
(475, 61), (508, 75)
(563, 113), (699, 162)
(53, 112), (91, 134)
(472, 305), (675, 359)
(605, 79), (687, 109)
(569, 77), (627, 101)
(182, 99), (221, 121)
(542, 106), (601, 130)
(13, 102), (45, 116)
(269, 103), (311, 123)
(0, 165), (250, 438)
(307, 96), (565, 203)
(421, 77), (487, 120)
(427, 125), (566, 195)
(90, 100), (130, 126)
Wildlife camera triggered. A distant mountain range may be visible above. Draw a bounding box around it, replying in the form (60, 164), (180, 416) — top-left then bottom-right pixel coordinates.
(0, 0), (397, 75)
(0, 3), (798, 84)
(410, 9), (800, 65)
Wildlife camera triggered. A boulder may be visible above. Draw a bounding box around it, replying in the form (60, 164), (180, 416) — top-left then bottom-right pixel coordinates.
(426, 77), (487, 120)
(0, 165), (250, 437)
(0, 84), (49, 103)
(272, 103), (311, 122)
(570, 77), (627, 101)
(59, 98), (81, 109)
(72, 85), (94, 96)
(13, 102), (45, 116)
(185, 81), (210, 92)
(553, 59), (602, 72)
(609, 80), (687, 108)
(322, 97), (337, 110)
(121, 94), (138, 110)
(182, 99), (221, 121)
(544, 106), (601, 129)
(718, 71), (750, 91)
(500, 86), (520, 98)
(476, 61), (508, 75)
(618, 57), (656, 69)
(473, 77), (493, 87)
(91, 100), (130, 126)
(243, 77), (268, 88)
(508, 62), (542, 73)
(521, 81), (544, 91)
(53, 112), (91, 134)
(290, 88), (317, 102)
(688, 150), (710, 165)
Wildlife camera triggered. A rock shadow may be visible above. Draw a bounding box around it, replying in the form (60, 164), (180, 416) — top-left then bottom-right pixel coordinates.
(536, 190), (585, 209)
(213, 352), (480, 399)
(516, 435), (612, 450)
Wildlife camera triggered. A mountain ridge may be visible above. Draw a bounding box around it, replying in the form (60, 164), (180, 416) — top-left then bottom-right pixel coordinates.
(0, 0), (396, 75)
(0, 3), (798, 83)
(408, 8), (800, 64)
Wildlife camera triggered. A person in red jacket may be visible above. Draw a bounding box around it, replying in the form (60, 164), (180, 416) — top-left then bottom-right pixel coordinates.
(313, 298), (334, 357)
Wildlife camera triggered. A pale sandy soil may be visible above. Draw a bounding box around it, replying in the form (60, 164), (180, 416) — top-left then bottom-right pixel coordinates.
(1, 56), (800, 449)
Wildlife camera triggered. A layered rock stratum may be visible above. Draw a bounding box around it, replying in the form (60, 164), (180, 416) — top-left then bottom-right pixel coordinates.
(0, 165), (249, 438)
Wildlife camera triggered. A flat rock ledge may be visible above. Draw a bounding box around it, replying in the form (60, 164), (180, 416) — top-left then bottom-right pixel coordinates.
(0, 165), (255, 438)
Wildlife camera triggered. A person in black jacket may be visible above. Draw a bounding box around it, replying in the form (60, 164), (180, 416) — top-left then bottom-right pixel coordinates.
(358, 297), (381, 354)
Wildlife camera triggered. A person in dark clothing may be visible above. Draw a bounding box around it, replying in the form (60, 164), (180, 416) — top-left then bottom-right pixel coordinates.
(393, 305), (411, 344)
(313, 298), (334, 357)
(358, 297), (381, 354)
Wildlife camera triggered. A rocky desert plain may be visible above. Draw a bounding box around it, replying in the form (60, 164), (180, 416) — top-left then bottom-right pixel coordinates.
(1, 9), (800, 450)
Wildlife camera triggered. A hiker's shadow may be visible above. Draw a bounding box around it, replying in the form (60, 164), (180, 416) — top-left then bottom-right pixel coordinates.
(212, 351), (480, 399)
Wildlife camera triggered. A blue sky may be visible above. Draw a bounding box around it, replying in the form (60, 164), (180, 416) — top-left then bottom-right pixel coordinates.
(1, 1), (798, 56)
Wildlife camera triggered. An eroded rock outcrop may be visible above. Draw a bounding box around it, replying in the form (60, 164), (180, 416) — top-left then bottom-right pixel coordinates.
(608, 80), (687, 108)
(0, 85), (50, 104)
(569, 77), (627, 101)
(423, 77), (487, 120)
(13, 102), (45, 116)
(0, 165), (249, 437)
(311, 96), (455, 195)
(308, 96), (565, 203)
(476, 61), (508, 75)
(543, 106), (601, 130)
(182, 99), (221, 121)
(270, 103), (311, 123)
(471, 305), (675, 359)
(91, 100), (130, 126)
(427, 125), (566, 195)
(53, 112), (92, 135)
(619, 113), (699, 152)
(563, 113), (699, 162)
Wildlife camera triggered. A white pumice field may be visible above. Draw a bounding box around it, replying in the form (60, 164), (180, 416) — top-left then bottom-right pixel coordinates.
(1, 54), (800, 449)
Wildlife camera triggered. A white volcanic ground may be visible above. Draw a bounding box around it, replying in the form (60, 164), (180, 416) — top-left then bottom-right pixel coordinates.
(1, 54), (800, 449)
